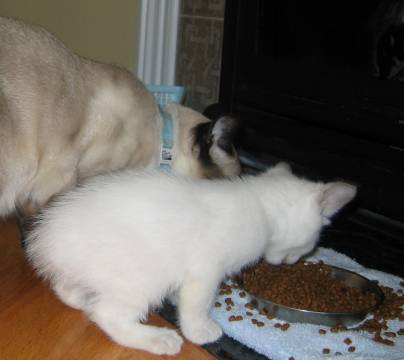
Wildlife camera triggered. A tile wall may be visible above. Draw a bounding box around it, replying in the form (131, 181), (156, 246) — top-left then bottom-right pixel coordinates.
(175, 0), (225, 112)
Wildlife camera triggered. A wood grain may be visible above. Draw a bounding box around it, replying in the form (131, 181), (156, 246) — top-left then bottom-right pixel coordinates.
(0, 219), (214, 360)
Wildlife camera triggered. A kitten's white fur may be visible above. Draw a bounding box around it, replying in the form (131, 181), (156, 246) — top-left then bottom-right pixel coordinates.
(26, 163), (356, 355)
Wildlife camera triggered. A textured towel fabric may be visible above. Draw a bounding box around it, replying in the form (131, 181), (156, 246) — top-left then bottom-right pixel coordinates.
(210, 247), (404, 360)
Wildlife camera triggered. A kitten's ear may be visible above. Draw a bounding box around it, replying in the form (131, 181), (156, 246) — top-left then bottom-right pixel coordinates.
(319, 182), (357, 221)
(274, 162), (292, 173)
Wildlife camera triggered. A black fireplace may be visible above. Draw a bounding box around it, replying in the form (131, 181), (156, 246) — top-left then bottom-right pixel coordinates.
(205, 0), (404, 279)
(195, 2), (404, 357)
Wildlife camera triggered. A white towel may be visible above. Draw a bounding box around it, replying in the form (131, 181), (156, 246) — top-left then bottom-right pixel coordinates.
(210, 247), (404, 360)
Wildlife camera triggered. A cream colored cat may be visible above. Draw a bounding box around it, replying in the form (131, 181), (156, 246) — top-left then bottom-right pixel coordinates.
(0, 17), (240, 219)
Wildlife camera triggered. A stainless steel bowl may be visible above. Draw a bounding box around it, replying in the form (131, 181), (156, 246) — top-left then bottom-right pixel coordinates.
(247, 265), (384, 327)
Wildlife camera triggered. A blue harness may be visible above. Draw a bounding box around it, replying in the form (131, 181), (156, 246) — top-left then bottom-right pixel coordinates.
(158, 106), (174, 172)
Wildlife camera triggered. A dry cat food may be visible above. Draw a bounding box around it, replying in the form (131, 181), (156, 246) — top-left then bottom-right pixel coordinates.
(251, 318), (265, 327)
(225, 297), (235, 306)
(241, 261), (378, 312)
(228, 315), (243, 322)
(351, 284), (404, 345)
(216, 265), (403, 356)
(344, 337), (352, 345)
(348, 346), (356, 352)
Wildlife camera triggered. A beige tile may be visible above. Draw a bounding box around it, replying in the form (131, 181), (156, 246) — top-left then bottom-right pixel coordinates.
(181, 0), (225, 18)
(176, 15), (224, 111)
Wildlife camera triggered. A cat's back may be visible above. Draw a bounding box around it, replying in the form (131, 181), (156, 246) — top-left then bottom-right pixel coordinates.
(62, 170), (202, 215)
(0, 16), (84, 111)
(0, 17), (77, 65)
(41, 170), (257, 244)
(27, 171), (205, 262)
(39, 170), (242, 229)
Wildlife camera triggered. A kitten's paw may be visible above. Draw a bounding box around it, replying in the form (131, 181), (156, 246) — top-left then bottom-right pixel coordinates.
(182, 318), (223, 345)
(147, 328), (183, 355)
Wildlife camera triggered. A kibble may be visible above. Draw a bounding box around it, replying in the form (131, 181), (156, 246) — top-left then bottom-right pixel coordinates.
(348, 346), (356, 353)
(344, 337), (352, 345)
(214, 302), (221, 308)
(280, 323), (290, 331)
(322, 348), (330, 354)
(373, 333), (395, 346)
(384, 331), (396, 338)
(241, 261), (378, 312)
(219, 290), (231, 296)
(228, 315), (243, 322)
(245, 302), (256, 311)
(319, 329), (327, 335)
(225, 297), (234, 306)
(398, 329), (404, 336)
(219, 283), (232, 296)
(239, 291), (246, 298)
(330, 323), (347, 333)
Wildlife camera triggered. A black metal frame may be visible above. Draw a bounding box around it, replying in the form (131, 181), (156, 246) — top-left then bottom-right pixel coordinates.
(206, 0), (404, 278)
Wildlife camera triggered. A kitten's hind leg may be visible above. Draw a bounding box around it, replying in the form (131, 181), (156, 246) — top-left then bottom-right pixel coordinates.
(53, 281), (93, 310)
(88, 298), (183, 355)
(178, 274), (223, 345)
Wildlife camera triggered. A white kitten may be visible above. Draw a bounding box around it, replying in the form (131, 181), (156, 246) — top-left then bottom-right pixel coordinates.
(26, 163), (356, 355)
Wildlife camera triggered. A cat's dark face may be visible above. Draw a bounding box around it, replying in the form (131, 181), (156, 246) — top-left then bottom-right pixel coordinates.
(192, 116), (241, 178)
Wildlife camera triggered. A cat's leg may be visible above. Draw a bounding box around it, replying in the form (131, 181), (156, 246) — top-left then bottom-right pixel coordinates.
(178, 274), (223, 345)
(29, 161), (78, 211)
(88, 298), (183, 355)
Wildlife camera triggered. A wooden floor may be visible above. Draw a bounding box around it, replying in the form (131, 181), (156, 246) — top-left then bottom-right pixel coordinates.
(0, 219), (214, 360)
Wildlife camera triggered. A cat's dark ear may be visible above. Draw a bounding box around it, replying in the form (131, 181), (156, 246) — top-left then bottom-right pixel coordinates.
(210, 116), (240, 155)
(209, 116), (241, 176)
(193, 115), (241, 177)
(319, 182), (357, 222)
